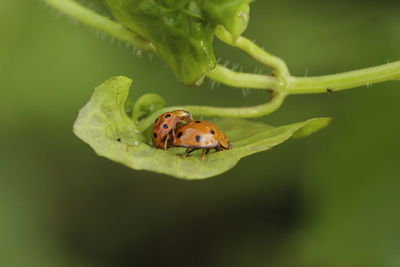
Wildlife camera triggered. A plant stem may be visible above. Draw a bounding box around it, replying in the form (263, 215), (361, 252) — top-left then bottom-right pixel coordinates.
(207, 65), (279, 90)
(215, 26), (400, 95)
(138, 92), (286, 131)
(45, 0), (400, 124)
(287, 61), (400, 94)
(215, 26), (290, 84)
(45, 0), (400, 94)
(44, 0), (156, 53)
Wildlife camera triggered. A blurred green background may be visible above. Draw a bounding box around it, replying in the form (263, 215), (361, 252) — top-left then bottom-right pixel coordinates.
(1, 0), (400, 266)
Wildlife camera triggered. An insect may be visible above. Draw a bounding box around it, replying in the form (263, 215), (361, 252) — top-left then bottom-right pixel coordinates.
(152, 110), (192, 150)
(171, 120), (232, 159)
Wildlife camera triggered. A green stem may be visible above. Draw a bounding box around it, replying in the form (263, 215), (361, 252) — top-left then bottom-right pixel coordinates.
(287, 61), (400, 94)
(207, 65), (279, 90)
(45, 0), (400, 123)
(215, 26), (400, 95)
(215, 26), (290, 84)
(138, 91), (286, 131)
(43, 0), (156, 53)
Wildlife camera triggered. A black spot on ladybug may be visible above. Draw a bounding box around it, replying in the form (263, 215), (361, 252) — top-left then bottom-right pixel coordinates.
(195, 135), (201, 142)
(195, 120), (201, 123)
(163, 124), (168, 129)
(210, 130), (215, 135)
(165, 114), (171, 118)
(177, 132), (183, 138)
(154, 118), (158, 123)
(153, 132), (157, 138)
(116, 138), (121, 142)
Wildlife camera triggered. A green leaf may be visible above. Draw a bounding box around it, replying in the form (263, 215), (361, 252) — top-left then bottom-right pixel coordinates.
(104, 0), (254, 85)
(73, 76), (331, 180)
(105, 0), (216, 85)
(202, 0), (253, 39)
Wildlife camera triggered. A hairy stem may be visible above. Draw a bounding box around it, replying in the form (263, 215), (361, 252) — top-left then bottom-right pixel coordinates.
(207, 65), (279, 90)
(45, 0), (400, 122)
(288, 61), (400, 94)
(138, 92), (286, 131)
(44, 0), (156, 53)
(215, 26), (290, 84)
(215, 26), (400, 94)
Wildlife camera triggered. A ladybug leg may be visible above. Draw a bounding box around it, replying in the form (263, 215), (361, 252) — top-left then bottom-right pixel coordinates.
(163, 130), (175, 151)
(163, 135), (170, 151)
(200, 149), (210, 160)
(183, 148), (196, 158)
(215, 145), (222, 152)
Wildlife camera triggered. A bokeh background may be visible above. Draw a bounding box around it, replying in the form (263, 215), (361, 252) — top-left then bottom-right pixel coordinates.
(1, 0), (400, 266)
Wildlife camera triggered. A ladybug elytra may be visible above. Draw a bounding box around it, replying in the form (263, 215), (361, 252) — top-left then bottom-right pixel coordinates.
(171, 120), (232, 159)
(152, 110), (192, 150)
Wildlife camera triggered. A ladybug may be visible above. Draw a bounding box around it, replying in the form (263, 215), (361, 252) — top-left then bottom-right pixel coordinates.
(152, 110), (192, 150)
(171, 120), (232, 159)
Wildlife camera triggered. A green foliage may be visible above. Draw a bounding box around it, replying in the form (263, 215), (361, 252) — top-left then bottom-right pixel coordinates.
(73, 76), (330, 179)
(104, 0), (253, 85)
(45, 0), (400, 180)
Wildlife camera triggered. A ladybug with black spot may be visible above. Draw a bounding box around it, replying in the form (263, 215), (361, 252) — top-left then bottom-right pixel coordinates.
(152, 110), (192, 150)
(172, 120), (232, 159)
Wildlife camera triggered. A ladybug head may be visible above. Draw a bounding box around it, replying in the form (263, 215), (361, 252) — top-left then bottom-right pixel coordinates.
(172, 110), (192, 122)
(218, 131), (232, 150)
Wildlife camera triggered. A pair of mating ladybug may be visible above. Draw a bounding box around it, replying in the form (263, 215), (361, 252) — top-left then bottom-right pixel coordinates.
(152, 110), (232, 159)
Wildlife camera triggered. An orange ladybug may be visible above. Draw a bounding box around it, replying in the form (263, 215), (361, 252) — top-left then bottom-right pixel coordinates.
(171, 120), (232, 159)
(152, 110), (192, 150)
